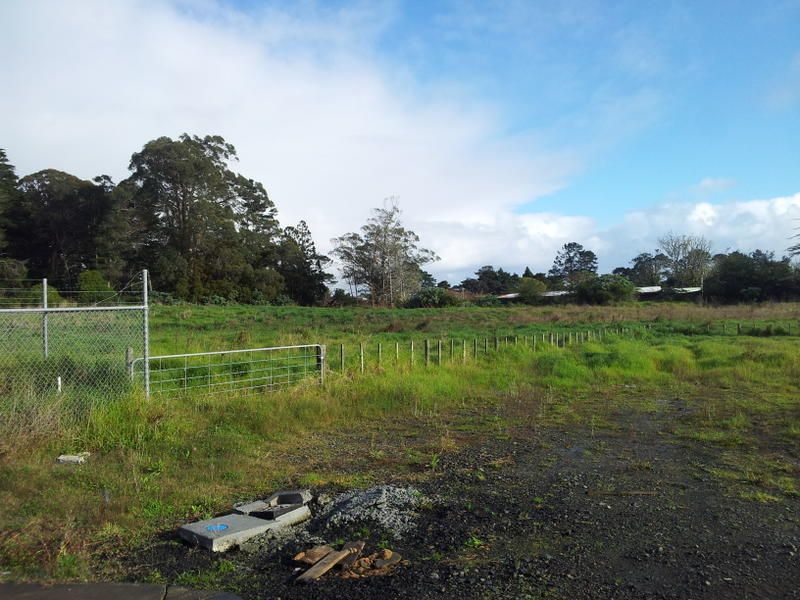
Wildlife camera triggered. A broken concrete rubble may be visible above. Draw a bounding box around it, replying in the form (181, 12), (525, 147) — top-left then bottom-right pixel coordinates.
(178, 489), (312, 553)
(317, 485), (421, 539)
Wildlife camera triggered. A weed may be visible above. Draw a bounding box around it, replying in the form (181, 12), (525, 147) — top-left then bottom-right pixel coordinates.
(465, 535), (485, 549)
(428, 452), (441, 471)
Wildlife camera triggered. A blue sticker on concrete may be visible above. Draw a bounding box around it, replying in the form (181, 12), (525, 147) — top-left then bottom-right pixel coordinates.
(206, 523), (229, 532)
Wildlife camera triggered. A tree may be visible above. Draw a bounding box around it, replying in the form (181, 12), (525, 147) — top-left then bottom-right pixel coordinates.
(123, 134), (302, 302)
(331, 204), (438, 306)
(420, 271), (437, 288)
(548, 242), (598, 288)
(658, 233), (712, 287)
(516, 276), (546, 304)
(704, 250), (797, 302)
(0, 149), (18, 252)
(522, 266), (535, 278)
(5, 169), (117, 283)
(277, 221), (333, 305)
(459, 266), (519, 294)
(613, 251), (669, 286)
(575, 274), (635, 305)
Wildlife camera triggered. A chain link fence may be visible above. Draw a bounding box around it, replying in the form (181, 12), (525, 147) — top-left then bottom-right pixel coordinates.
(0, 272), (147, 437)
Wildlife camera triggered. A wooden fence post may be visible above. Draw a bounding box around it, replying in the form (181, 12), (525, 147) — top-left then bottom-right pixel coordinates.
(410, 340), (414, 366)
(462, 339), (466, 364)
(437, 340), (442, 366)
(340, 343), (345, 372)
(378, 342), (382, 367)
(425, 339), (430, 367)
(359, 343), (364, 373)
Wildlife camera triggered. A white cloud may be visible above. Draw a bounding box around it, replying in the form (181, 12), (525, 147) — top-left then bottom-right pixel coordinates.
(428, 192), (800, 282)
(0, 0), (576, 277)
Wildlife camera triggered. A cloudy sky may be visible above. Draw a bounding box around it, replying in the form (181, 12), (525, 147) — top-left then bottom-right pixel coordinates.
(2, 0), (799, 283)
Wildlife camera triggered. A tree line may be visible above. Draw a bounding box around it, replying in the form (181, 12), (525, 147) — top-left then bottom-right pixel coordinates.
(0, 137), (332, 305)
(1, 136), (798, 307)
(422, 234), (800, 306)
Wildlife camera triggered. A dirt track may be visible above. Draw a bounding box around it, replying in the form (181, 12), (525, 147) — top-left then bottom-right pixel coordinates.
(124, 398), (800, 599)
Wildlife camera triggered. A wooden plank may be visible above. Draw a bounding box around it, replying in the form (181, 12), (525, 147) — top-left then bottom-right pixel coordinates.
(338, 540), (366, 569)
(292, 545), (333, 565)
(296, 547), (357, 583)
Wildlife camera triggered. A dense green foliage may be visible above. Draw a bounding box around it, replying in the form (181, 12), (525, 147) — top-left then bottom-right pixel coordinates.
(0, 138), (331, 305)
(516, 276), (547, 303)
(704, 250), (798, 302)
(575, 274), (635, 304)
(405, 286), (461, 308)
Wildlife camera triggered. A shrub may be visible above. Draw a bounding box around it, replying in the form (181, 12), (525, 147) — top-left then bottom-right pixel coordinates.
(77, 269), (112, 304)
(516, 277), (547, 304)
(575, 274), (635, 305)
(406, 287), (460, 308)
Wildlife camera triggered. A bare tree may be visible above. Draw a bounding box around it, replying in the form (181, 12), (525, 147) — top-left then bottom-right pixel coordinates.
(789, 219), (800, 257)
(657, 232), (712, 287)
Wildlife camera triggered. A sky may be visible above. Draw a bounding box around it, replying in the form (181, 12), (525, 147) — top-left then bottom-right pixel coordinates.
(1, 0), (799, 284)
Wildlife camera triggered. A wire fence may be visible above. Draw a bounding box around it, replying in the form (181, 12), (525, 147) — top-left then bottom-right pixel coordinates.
(0, 273), (148, 435)
(326, 327), (642, 374)
(132, 345), (325, 396)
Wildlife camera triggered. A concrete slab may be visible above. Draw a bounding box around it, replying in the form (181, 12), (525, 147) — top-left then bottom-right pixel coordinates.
(178, 514), (280, 552)
(0, 583), (241, 600)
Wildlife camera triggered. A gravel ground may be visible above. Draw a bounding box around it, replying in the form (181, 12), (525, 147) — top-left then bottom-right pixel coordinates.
(123, 399), (800, 599)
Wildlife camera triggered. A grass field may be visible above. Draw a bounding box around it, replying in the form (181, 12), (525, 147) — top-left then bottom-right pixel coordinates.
(1, 303), (799, 596)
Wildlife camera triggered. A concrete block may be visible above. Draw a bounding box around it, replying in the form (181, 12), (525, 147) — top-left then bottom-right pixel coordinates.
(265, 489), (312, 506)
(233, 502), (311, 525)
(178, 514), (279, 552)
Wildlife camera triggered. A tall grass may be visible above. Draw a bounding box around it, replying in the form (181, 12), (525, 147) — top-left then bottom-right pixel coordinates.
(2, 307), (800, 581)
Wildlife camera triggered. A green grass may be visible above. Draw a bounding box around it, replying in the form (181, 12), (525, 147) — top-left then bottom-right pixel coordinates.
(1, 304), (799, 582)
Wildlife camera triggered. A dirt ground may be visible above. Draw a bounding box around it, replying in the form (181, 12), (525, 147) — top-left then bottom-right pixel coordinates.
(117, 396), (800, 599)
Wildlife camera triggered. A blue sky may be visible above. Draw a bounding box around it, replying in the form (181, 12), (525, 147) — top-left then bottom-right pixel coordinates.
(2, 0), (799, 281)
